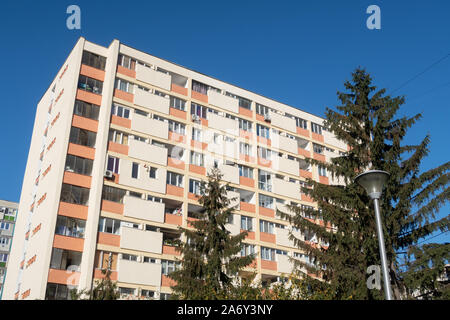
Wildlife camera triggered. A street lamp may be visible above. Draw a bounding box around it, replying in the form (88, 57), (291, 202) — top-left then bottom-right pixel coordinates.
(355, 170), (393, 300)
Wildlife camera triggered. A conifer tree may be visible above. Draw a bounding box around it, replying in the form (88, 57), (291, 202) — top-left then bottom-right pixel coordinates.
(169, 168), (254, 299)
(279, 68), (449, 299)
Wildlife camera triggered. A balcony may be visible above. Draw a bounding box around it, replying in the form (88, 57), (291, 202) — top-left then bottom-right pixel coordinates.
(120, 226), (163, 254)
(48, 269), (80, 286)
(271, 134), (298, 154)
(136, 64), (171, 90)
(207, 138), (239, 160)
(208, 113), (239, 135)
(63, 171), (92, 189)
(101, 200), (124, 215)
(268, 111), (296, 133)
(131, 113), (169, 140)
(128, 139), (168, 166)
(275, 227), (295, 248)
(225, 214), (240, 236)
(119, 160), (167, 194)
(226, 190), (241, 210)
(272, 156), (299, 176)
(58, 201), (88, 220)
(272, 178), (301, 199)
(53, 234), (84, 252)
(117, 259), (162, 286)
(134, 88), (170, 114)
(67, 143), (95, 160)
(276, 254), (294, 274)
(205, 163), (239, 184)
(208, 90), (239, 114)
(123, 195), (165, 223)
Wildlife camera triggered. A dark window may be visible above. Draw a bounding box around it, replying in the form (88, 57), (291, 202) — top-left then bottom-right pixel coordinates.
(192, 80), (208, 95)
(69, 127), (96, 147)
(82, 51), (106, 70)
(78, 75), (103, 94)
(73, 100), (100, 120)
(132, 162), (139, 179)
(60, 184), (90, 205)
(191, 103), (207, 119)
(55, 215), (85, 238)
(102, 185), (126, 203)
(65, 155), (93, 176)
(45, 283), (72, 300)
(49, 248), (82, 270)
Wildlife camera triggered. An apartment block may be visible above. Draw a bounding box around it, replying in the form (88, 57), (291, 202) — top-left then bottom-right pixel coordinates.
(3, 37), (348, 300)
(0, 200), (18, 299)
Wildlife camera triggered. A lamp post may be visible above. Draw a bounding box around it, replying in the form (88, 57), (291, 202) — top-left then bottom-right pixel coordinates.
(355, 170), (393, 300)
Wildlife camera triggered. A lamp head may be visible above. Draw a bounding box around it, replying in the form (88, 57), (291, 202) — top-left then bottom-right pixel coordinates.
(354, 170), (390, 199)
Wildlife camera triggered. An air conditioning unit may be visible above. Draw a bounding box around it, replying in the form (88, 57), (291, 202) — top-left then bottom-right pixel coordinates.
(191, 114), (200, 121)
(264, 113), (271, 122)
(104, 170), (114, 179)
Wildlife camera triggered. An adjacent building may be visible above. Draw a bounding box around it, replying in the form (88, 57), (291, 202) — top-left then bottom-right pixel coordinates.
(0, 200), (18, 299)
(3, 37), (347, 300)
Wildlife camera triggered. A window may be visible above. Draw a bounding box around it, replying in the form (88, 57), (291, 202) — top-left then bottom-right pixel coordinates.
(112, 104), (131, 119)
(129, 191), (142, 198)
(258, 147), (273, 160)
(60, 183), (90, 206)
(148, 195), (163, 203)
(118, 54), (136, 70)
(45, 283), (72, 300)
(240, 216), (253, 231)
(295, 117), (308, 129)
(239, 118), (252, 132)
(0, 253), (8, 262)
(258, 170), (272, 192)
(239, 142), (252, 156)
(121, 254), (137, 261)
(170, 96), (186, 111)
(192, 128), (202, 142)
(135, 109), (148, 117)
(119, 287), (135, 296)
(256, 103), (270, 115)
(50, 248), (82, 270)
(132, 162), (139, 179)
(238, 165), (253, 178)
(0, 222), (10, 230)
(149, 167), (157, 179)
(109, 130), (129, 145)
(261, 247), (276, 261)
(0, 237), (10, 246)
(141, 289), (155, 299)
(191, 103), (207, 119)
(313, 143), (324, 154)
(240, 244), (255, 257)
(78, 75), (103, 94)
(260, 220), (275, 234)
(107, 156), (120, 174)
(318, 165), (327, 177)
(69, 127), (96, 147)
(189, 179), (202, 195)
(168, 120), (185, 135)
(166, 171), (183, 187)
(256, 124), (270, 139)
(74, 100), (99, 120)
(98, 217), (121, 235)
(94, 251), (118, 271)
(190, 151), (204, 167)
(115, 78), (134, 93)
(259, 194), (274, 209)
(192, 80), (208, 95)
(311, 123), (323, 135)
(160, 293), (171, 300)
(82, 51), (106, 70)
(161, 260), (179, 275)
(65, 154), (93, 176)
(55, 216), (85, 238)
(102, 185), (126, 203)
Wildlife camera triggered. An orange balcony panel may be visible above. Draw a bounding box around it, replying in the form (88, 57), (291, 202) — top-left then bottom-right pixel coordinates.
(76, 89), (102, 106)
(240, 154), (255, 163)
(257, 158), (272, 168)
(191, 91), (208, 104)
(259, 206), (275, 218)
(190, 140), (208, 150)
(296, 127), (310, 138)
(187, 217), (199, 228)
(58, 202), (88, 220)
(319, 176), (329, 185)
(116, 65), (136, 78)
(301, 194), (314, 203)
(298, 148), (311, 158)
(313, 153), (326, 163)
(169, 131), (186, 144)
(80, 64), (105, 82)
(101, 200), (124, 214)
(161, 274), (177, 287)
(239, 176), (254, 188)
(114, 89), (134, 103)
(240, 130), (252, 140)
(48, 268), (80, 286)
(170, 107), (187, 120)
(94, 269), (118, 281)
(239, 107), (253, 118)
(171, 83), (188, 96)
(63, 171), (92, 189)
(248, 258), (258, 269)
(104, 173), (120, 184)
(72, 114), (98, 132)
(200, 118), (208, 127)
(67, 143), (95, 160)
(53, 234), (84, 252)
(311, 132), (324, 143)
(242, 230), (255, 240)
(256, 114), (264, 122)
(240, 202), (255, 213)
(257, 136), (271, 146)
(166, 184), (184, 197)
(111, 115), (131, 129)
(261, 260), (277, 271)
(188, 192), (201, 201)
(97, 232), (120, 247)
(108, 141), (129, 155)
(162, 245), (181, 256)
(260, 232), (276, 243)
(165, 213), (182, 226)
(189, 164), (206, 175)
(300, 170), (313, 179)
(167, 157), (185, 170)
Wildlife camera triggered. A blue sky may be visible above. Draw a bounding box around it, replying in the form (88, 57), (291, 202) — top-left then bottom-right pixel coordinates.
(0, 1), (448, 243)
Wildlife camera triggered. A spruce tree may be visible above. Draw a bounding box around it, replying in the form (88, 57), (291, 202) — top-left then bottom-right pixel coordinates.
(279, 68), (449, 299)
(169, 168), (254, 299)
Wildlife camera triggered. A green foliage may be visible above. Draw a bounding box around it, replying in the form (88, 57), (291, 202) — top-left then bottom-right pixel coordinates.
(169, 168), (254, 299)
(70, 268), (119, 300)
(278, 68), (449, 299)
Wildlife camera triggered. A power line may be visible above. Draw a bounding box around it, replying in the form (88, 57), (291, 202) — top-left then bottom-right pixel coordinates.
(389, 52), (450, 95)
